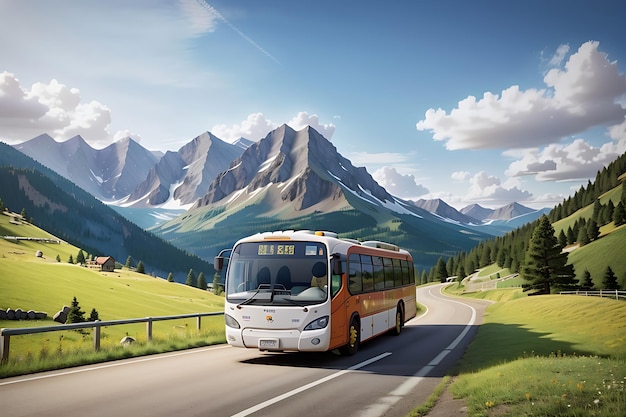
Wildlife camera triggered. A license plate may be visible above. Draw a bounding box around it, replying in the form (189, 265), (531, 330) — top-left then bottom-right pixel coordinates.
(259, 338), (278, 349)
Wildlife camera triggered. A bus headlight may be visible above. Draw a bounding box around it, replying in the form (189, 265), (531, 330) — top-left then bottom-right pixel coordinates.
(303, 316), (329, 331)
(225, 314), (240, 329)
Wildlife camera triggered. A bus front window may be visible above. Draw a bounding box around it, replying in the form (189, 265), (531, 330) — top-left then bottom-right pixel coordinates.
(225, 241), (329, 306)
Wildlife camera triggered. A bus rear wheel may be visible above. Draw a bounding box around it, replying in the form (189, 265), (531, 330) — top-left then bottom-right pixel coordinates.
(390, 304), (403, 336)
(340, 317), (360, 355)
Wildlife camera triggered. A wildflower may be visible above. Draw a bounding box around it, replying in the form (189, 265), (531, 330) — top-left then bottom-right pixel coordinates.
(525, 393), (531, 401)
(485, 401), (495, 408)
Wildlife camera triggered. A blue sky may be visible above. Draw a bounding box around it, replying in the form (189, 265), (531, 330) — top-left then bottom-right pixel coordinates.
(1, 0), (626, 210)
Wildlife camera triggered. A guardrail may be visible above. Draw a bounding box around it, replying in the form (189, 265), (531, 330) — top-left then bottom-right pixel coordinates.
(0, 311), (224, 364)
(559, 290), (626, 301)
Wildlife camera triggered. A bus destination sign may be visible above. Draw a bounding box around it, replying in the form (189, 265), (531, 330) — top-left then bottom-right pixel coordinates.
(257, 244), (295, 256)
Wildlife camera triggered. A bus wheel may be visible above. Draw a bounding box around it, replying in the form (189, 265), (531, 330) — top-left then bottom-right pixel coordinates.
(340, 317), (360, 355)
(390, 305), (403, 336)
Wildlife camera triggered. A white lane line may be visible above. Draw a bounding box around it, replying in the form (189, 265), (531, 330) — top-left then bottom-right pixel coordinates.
(231, 352), (393, 417)
(357, 286), (478, 417)
(0, 345), (230, 386)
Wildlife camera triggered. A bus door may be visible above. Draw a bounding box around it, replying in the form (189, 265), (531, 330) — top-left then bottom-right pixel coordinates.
(329, 257), (349, 349)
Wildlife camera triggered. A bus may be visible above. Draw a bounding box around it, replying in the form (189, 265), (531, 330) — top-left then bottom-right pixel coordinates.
(214, 230), (417, 355)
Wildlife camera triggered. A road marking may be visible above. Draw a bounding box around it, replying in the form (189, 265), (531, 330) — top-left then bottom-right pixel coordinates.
(0, 345), (230, 386)
(231, 352), (392, 417)
(357, 285), (478, 417)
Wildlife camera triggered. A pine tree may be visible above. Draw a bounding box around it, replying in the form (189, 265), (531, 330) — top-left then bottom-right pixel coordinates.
(212, 273), (222, 295)
(67, 296), (86, 323)
(613, 201), (626, 226)
(577, 227), (590, 246)
(586, 219), (600, 242)
(136, 260), (145, 274)
(167, 272), (174, 282)
(186, 269), (197, 287)
(521, 215), (577, 294)
(581, 269), (594, 290)
(68, 254), (74, 264)
(56, 254), (61, 262)
(602, 266), (620, 290)
(125, 256), (133, 269)
(435, 257), (448, 283)
(197, 272), (207, 290)
(88, 308), (100, 322)
(557, 229), (567, 248)
(76, 250), (85, 265)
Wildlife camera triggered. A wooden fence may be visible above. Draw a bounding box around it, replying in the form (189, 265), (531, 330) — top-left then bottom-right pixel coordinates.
(559, 289), (626, 301)
(0, 311), (224, 364)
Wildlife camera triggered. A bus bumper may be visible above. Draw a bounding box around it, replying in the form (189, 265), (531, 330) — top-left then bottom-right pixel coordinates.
(229, 328), (330, 352)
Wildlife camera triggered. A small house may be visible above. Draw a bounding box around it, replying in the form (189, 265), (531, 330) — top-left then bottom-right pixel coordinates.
(95, 256), (116, 272)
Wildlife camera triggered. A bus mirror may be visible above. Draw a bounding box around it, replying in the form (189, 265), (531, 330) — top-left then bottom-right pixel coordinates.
(214, 256), (224, 272)
(331, 254), (342, 275)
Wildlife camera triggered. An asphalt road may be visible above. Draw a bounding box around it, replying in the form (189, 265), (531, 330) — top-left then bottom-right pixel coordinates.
(0, 284), (490, 417)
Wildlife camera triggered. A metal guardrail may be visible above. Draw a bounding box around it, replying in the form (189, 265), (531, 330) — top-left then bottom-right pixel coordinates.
(1, 311), (224, 364)
(559, 290), (626, 301)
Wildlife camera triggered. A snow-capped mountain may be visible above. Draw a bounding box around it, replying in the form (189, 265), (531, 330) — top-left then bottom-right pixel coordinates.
(123, 132), (244, 208)
(151, 125), (493, 266)
(13, 134), (159, 200)
(195, 124), (397, 216)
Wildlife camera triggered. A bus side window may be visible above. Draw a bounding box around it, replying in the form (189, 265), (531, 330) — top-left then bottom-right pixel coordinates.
(331, 273), (341, 297)
(348, 253), (362, 293)
(361, 255), (374, 292)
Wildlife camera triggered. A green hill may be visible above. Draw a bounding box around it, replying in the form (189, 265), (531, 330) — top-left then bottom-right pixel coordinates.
(0, 211), (224, 370)
(0, 143), (213, 282)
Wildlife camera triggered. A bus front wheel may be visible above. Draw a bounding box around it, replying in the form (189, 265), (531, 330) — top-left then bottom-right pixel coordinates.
(340, 317), (360, 355)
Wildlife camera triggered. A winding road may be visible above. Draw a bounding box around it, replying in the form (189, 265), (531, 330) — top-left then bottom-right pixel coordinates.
(0, 284), (490, 417)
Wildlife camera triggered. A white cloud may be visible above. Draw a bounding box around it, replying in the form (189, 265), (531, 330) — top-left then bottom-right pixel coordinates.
(348, 151), (412, 166)
(505, 133), (626, 182)
(0, 72), (118, 148)
(211, 111), (336, 143)
(451, 171), (471, 181)
(287, 112), (336, 140)
(211, 113), (276, 142)
(372, 166), (428, 198)
(416, 41), (626, 150)
(178, 0), (218, 36)
(548, 43), (570, 67)
(463, 171), (532, 205)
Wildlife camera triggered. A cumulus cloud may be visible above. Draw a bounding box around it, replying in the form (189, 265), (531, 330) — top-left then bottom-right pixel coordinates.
(451, 171), (471, 181)
(505, 132), (626, 182)
(416, 41), (626, 150)
(287, 112), (336, 140)
(463, 171), (532, 205)
(211, 111), (336, 142)
(0, 72), (119, 148)
(372, 166), (429, 198)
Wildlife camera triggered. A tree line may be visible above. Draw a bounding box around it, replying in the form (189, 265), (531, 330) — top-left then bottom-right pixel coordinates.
(421, 151), (626, 293)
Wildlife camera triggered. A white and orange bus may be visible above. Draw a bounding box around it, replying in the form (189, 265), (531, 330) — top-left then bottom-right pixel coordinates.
(214, 230), (416, 355)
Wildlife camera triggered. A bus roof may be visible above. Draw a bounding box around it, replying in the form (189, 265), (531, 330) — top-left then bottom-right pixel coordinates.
(234, 230), (412, 257)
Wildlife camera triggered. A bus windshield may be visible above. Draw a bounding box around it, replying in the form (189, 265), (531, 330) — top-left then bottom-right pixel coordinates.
(225, 241), (329, 306)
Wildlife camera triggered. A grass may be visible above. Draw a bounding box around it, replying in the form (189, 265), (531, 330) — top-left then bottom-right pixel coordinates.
(442, 293), (626, 416)
(0, 212), (226, 378)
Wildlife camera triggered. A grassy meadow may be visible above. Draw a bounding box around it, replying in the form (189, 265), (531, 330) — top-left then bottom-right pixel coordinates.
(423, 286), (626, 417)
(0, 212), (225, 377)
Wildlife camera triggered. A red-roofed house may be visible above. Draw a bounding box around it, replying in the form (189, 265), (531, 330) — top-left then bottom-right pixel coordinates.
(95, 256), (116, 272)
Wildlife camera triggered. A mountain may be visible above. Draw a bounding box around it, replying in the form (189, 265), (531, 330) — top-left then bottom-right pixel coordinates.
(460, 203), (494, 221)
(152, 125), (493, 270)
(0, 142), (212, 282)
(122, 132), (244, 208)
(489, 202), (536, 220)
(13, 134), (159, 201)
(410, 199), (480, 224)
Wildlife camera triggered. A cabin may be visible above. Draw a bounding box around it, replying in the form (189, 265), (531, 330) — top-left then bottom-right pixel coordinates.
(94, 256), (116, 272)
